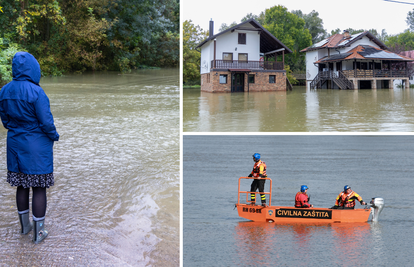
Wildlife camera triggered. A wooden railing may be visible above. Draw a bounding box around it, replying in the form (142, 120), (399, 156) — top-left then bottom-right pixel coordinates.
(292, 72), (306, 80)
(334, 71), (354, 89)
(311, 70), (353, 89)
(342, 69), (408, 78)
(286, 77), (293, 91)
(310, 72), (322, 89)
(211, 60), (284, 70)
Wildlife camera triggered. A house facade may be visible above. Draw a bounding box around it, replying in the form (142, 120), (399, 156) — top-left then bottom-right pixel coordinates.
(394, 50), (414, 87)
(196, 19), (292, 93)
(301, 31), (414, 90)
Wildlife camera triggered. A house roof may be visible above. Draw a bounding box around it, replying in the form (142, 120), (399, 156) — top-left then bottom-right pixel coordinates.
(400, 50), (414, 59)
(314, 45), (414, 64)
(301, 31), (388, 52)
(196, 19), (292, 54)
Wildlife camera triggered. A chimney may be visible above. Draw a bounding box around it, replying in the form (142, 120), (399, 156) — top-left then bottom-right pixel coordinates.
(343, 30), (350, 39)
(209, 19), (214, 38)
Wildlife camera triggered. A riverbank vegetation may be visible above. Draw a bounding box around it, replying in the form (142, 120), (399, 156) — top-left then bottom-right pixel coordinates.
(0, 0), (179, 85)
(183, 4), (414, 86)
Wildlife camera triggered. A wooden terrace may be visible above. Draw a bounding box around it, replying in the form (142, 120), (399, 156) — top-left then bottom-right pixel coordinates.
(211, 60), (284, 70)
(342, 69), (408, 78)
(311, 69), (410, 90)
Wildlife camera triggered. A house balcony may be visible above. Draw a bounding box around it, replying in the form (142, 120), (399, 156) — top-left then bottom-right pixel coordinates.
(311, 70), (411, 89)
(211, 60), (284, 71)
(341, 69), (409, 78)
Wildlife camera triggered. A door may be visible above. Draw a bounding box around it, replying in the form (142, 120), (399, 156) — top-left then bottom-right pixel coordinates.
(232, 73), (244, 92)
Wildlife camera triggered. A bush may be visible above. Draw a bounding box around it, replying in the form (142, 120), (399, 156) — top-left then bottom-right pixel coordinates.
(37, 54), (63, 76)
(0, 38), (22, 85)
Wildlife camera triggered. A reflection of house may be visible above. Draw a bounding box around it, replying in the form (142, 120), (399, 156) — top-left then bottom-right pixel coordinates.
(301, 31), (414, 89)
(196, 19), (292, 93)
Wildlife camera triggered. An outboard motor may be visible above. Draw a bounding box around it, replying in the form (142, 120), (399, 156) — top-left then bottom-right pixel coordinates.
(370, 197), (384, 222)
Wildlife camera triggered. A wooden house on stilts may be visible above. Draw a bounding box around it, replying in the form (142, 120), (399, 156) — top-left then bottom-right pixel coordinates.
(301, 30), (414, 90)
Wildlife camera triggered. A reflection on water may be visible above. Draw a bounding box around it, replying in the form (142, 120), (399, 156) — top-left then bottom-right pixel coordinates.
(234, 222), (372, 266)
(183, 87), (414, 132)
(0, 69), (179, 265)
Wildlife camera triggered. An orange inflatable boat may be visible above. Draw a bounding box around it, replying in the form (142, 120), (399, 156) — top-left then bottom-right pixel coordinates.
(235, 177), (384, 223)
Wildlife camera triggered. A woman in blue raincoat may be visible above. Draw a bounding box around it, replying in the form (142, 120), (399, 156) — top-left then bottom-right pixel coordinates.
(0, 52), (59, 243)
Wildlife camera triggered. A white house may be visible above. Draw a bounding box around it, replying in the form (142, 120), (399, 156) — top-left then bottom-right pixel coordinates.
(301, 31), (413, 89)
(196, 19), (292, 92)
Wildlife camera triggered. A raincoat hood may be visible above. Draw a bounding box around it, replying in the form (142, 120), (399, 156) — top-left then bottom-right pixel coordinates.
(12, 52), (41, 85)
(0, 51), (58, 175)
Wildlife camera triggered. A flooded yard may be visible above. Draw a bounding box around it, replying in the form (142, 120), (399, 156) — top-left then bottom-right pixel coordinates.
(183, 86), (414, 132)
(0, 69), (179, 266)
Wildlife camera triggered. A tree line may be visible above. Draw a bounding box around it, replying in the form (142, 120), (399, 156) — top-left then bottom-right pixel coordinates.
(183, 4), (414, 86)
(0, 0), (179, 85)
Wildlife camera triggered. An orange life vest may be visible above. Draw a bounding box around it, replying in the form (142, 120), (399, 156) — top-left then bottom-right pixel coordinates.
(336, 190), (362, 208)
(251, 160), (267, 177)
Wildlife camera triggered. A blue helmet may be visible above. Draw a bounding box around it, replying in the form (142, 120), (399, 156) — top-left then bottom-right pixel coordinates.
(344, 185), (351, 191)
(252, 153), (261, 161)
(301, 185), (308, 192)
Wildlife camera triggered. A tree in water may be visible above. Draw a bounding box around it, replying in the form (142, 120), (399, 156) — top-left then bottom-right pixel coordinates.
(292, 10), (327, 44)
(183, 20), (208, 85)
(263, 5), (312, 72)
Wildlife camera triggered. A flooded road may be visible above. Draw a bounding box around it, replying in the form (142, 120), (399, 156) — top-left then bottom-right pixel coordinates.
(184, 135), (414, 266)
(183, 87), (414, 132)
(0, 69), (179, 266)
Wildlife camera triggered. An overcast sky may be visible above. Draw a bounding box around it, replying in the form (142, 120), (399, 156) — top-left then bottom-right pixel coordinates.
(181, 0), (414, 36)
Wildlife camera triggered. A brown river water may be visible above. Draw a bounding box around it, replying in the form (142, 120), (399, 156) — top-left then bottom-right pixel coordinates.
(0, 69), (179, 266)
(183, 86), (414, 132)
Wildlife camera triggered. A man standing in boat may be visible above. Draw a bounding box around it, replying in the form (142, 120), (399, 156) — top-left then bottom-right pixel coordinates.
(333, 185), (366, 209)
(248, 153), (267, 207)
(295, 185), (313, 208)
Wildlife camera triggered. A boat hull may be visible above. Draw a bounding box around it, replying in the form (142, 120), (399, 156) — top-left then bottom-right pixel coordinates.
(236, 204), (371, 223)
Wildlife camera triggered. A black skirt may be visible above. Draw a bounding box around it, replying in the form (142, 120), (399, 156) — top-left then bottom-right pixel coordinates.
(7, 171), (54, 188)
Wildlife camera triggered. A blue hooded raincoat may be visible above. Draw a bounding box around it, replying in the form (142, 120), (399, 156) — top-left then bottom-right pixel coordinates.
(0, 52), (59, 175)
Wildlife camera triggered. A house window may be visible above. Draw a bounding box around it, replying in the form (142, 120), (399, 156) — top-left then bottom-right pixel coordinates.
(269, 75), (276, 83)
(319, 64), (326, 71)
(207, 73), (210, 83)
(249, 74), (255, 83)
(220, 74), (228, 84)
(336, 62), (342, 71)
(361, 62), (368, 70)
(238, 33), (246, 44)
(223, 53), (233, 61)
(238, 53), (248, 62)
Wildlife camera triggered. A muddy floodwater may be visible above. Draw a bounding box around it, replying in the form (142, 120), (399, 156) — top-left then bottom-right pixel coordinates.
(0, 69), (179, 266)
(183, 87), (414, 132)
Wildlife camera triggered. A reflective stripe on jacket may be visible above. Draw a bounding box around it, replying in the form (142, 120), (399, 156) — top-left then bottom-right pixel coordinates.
(251, 160), (267, 177)
(335, 190), (363, 208)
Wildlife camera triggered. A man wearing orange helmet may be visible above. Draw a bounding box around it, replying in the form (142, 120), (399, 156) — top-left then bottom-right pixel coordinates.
(248, 153), (267, 207)
(333, 185), (366, 209)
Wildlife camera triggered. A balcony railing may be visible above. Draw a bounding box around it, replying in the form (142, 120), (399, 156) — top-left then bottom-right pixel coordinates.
(341, 69), (408, 78)
(211, 60), (284, 70)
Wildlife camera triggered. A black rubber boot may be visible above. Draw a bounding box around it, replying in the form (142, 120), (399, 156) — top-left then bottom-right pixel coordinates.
(33, 219), (48, 244)
(18, 210), (32, 235)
